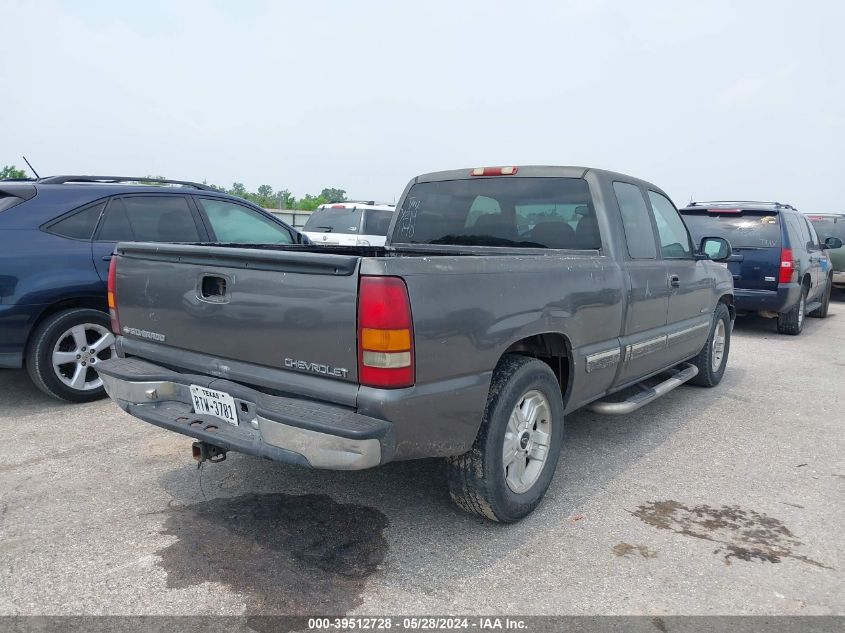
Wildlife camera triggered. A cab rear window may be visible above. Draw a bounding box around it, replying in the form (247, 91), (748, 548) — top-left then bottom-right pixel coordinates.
(807, 215), (845, 242)
(392, 177), (600, 249)
(681, 210), (781, 249)
(303, 208), (362, 234)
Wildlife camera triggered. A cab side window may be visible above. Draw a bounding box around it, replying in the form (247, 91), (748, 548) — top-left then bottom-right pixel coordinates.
(613, 182), (657, 259)
(647, 191), (693, 259)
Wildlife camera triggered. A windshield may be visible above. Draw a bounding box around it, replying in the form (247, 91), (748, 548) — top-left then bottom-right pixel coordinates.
(392, 177), (600, 249)
(807, 215), (845, 242)
(303, 207), (363, 234)
(681, 210), (782, 249)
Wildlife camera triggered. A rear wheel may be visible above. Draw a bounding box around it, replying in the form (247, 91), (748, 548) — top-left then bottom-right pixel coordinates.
(26, 308), (116, 402)
(777, 284), (807, 335)
(446, 354), (564, 523)
(689, 302), (731, 387)
(808, 277), (832, 318)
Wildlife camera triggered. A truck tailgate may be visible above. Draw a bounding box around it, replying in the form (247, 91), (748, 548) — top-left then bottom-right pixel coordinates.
(113, 243), (361, 384)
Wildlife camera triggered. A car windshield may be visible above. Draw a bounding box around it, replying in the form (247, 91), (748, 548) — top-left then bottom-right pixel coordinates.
(806, 215), (845, 242)
(681, 210), (782, 249)
(303, 207), (362, 234)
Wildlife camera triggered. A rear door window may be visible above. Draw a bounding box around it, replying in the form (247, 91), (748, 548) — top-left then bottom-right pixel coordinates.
(97, 196), (201, 242)
(681, 211), (781, 249)
(198, 198), (292, 244)
(303, 207), (363, 234)
(613, 182), (657, 259)
(46, 201), (106, 240)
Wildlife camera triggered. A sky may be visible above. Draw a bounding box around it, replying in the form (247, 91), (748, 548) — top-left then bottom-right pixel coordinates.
(1, 0), (843, 210)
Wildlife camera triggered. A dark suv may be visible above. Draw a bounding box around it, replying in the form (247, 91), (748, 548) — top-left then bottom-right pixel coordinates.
(680, 201), (841, 335)
(0, 175), (305, 402)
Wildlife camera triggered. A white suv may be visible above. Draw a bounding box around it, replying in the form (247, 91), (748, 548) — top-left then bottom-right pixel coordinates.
(302, 202), (395, 246)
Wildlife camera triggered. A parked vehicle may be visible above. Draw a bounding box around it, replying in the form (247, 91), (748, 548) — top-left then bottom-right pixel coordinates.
(302, 201), (395, 246)
(0, 175), (305, 402)
(97, 166), (734, 522)
(680, 201), (841, 335)
(806, 213), (845, 293)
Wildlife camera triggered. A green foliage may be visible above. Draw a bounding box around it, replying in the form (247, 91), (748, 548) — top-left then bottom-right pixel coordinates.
(139, 175), (168, 186)
(136, 174), (346, 210)
(202, 179), (347, 211)
(0, 165), (28, 179)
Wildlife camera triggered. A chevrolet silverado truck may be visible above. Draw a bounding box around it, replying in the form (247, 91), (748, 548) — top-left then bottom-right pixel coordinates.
(96, 166), (734, 522)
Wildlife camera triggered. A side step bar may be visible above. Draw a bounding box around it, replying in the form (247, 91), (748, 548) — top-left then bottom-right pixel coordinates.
(587, 363), (699, 416)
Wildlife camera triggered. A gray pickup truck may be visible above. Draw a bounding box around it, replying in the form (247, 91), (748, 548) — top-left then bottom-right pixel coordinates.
(97, 166), (734, 522)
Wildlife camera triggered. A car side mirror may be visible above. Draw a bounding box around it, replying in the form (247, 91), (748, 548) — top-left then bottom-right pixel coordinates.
(822, 236), (843, 250)
(700, 236), (732, 262)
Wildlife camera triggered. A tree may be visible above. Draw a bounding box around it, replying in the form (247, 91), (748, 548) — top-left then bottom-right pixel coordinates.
(320, 187), (347, 203)
(0, 165), (27, 179)
(230, 182), (247, 197)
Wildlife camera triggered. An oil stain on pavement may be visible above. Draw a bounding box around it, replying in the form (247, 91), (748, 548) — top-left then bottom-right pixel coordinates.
(156, 493), (389, 614)
(632, 500), (831, 569)
(612, 542), (657, 559)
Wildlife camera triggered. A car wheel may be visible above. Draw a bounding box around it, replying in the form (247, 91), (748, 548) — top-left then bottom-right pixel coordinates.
(777, 283), (807, 335)
(446, 354), (564, 523)
(808, 277), (832, 318)
(26, 308), (116, 403)
(689, 302), (732, 387)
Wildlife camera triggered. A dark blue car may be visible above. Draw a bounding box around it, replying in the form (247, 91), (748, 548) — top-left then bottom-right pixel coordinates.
(680, 201), (841, 335)
(0, 175), (305, 402)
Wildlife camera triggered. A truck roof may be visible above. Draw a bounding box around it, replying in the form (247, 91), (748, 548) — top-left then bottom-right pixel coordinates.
(411, 165), (668, 195)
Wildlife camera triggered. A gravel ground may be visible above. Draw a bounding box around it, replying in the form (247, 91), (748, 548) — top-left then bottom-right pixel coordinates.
(0, 306), (843, 616)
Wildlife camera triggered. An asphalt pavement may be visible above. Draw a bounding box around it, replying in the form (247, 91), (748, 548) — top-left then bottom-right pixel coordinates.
(1, 304), (843, 616)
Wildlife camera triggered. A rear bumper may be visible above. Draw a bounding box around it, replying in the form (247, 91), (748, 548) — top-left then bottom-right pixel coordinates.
(96, 357), (394, 470)
(832, 271), (845, 286)
(734, 283), (800, 313)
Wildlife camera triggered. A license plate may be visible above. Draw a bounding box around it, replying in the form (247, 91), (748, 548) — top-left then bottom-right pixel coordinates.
(189, 385), (238, 426)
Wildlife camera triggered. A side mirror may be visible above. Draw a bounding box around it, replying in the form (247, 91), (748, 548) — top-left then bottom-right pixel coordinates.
(700, 236), (732, 262)
(822, 236), (843, 250)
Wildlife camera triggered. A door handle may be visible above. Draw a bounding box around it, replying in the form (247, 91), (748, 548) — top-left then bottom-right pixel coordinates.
(669, 274), (681, 288)
(101, 255), (112, 261)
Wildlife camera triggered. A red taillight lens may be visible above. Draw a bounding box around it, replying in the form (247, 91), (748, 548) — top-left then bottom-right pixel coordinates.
(358, 276), (414, 388)
(778, 248), (796, 284)
(107, 256), (120, 334)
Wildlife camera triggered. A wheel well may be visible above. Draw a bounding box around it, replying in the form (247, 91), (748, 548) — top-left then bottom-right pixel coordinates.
(802, 273), (811, 289)
(25, 297), (108, 355)
(502, 333), (572, 403)
(718, 294), (735, 321)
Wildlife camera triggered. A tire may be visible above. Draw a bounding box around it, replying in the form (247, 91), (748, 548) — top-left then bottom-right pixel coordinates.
(25, 308), (116, 403)
(777, 283), (808, 335)
(689, 302), (732, 387)
(446, 354), (564, 523)
(808, 277), (832, 318)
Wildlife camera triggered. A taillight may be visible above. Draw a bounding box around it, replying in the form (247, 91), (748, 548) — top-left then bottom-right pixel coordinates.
(107, 256), (121, 334)
(779, 248), (796, 284)
(358, 276), (414, 388)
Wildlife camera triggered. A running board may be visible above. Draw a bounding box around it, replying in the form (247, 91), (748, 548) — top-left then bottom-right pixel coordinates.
(587, 363), (699, 416)
(805, 301), (822, 314)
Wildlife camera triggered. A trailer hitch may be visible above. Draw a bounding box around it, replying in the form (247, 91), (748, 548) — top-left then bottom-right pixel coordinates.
(192, 441), (227, 465)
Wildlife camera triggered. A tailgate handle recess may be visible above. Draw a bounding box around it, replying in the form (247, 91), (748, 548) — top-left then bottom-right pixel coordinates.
(200, 275), (228, 302)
